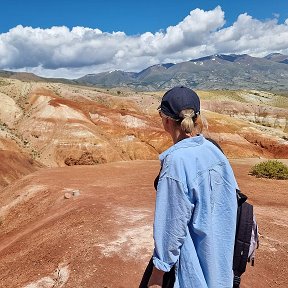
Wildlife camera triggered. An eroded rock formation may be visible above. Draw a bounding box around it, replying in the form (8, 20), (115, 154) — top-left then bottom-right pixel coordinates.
(0, 79), (287, 189)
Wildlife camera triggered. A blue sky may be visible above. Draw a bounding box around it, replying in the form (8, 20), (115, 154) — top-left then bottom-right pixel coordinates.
(0, 0), (288, 78)
(1, 0), (287, 34)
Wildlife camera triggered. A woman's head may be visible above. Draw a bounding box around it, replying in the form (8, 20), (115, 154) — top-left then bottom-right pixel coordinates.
(158, 86), (203, 140)
(158, 86), (200, 120)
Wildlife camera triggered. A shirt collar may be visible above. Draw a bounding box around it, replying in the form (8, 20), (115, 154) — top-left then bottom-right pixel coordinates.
(159, 135), (205, 161)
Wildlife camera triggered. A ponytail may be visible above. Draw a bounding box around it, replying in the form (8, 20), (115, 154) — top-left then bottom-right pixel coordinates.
(179, 109), (203, 135)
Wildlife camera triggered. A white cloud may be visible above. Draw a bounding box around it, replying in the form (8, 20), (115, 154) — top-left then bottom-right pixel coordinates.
(1, 6), (288, 79)
(211, 14), (288, 55)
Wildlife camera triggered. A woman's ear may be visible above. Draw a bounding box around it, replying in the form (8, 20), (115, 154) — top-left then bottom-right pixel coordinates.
(161, 116), (170, 132)
(166, 117), (177, 133)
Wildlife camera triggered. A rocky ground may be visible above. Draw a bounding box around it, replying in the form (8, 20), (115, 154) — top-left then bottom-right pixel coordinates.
(0, 159), (287, 287)
(0, 78), (287, 287)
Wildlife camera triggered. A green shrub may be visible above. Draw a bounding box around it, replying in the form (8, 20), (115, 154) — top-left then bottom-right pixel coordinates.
(250, 160), (288, 180)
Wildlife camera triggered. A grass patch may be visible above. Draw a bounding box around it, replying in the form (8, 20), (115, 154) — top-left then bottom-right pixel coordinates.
(250, 160), (288, 180)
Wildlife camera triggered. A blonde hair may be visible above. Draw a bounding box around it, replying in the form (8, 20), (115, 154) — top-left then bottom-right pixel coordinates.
(178, 109), (203, 135)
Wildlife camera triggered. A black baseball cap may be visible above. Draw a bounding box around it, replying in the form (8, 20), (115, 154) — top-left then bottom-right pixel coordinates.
(158, 86), (200, 120)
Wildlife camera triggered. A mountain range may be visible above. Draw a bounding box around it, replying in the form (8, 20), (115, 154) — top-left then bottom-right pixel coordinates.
(1, 53), (288, 91)
(77, 53), (288, 91)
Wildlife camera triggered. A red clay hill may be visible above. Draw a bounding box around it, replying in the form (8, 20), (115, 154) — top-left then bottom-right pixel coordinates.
(0, 78), (287, 287)
(0, 80), (287, 188)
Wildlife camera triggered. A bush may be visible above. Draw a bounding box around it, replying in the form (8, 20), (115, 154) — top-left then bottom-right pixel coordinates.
(250, 160), (288, 180)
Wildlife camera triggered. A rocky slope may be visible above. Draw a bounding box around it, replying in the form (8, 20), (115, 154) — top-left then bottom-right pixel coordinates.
(0, 78), (287, 190)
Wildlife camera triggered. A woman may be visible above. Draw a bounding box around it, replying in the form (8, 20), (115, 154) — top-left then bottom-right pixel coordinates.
(142, 86), (238, 288)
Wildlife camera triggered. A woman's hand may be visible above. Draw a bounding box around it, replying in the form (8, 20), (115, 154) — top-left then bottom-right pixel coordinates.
(148, 267), (165, 287)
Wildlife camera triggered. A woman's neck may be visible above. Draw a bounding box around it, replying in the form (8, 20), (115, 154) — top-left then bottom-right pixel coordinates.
(166, 118), (198, 144)
(172, 130), (192, 144)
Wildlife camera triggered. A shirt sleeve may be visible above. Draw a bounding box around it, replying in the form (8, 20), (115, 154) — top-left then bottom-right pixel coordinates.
(152, 175), (193, 272)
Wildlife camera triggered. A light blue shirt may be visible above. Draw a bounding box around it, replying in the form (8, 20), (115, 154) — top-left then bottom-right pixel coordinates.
(152, 135), (238, 288)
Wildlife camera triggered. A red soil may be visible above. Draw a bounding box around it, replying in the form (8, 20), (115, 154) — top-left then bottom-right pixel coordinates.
(0, 159), (287, 287)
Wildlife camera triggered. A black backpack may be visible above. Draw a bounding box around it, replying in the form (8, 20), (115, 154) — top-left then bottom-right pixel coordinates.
(233, 189), (259, 288)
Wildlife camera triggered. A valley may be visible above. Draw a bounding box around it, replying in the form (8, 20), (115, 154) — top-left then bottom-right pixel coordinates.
(0, 77), (287, 287)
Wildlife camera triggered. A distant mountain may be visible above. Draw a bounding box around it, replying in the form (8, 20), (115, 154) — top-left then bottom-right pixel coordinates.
(0, 71), (47, 82)
(264, 53), (288, 64)
(80, 70), (137, 87)
(76, 54), (288, 91)
(0, 69), (76, 85)
(1, 53), (288, 91)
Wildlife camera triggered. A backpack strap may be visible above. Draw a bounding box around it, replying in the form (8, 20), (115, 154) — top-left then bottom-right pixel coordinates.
(236, 189), (248, 205)
(233, 201), (254, 276)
